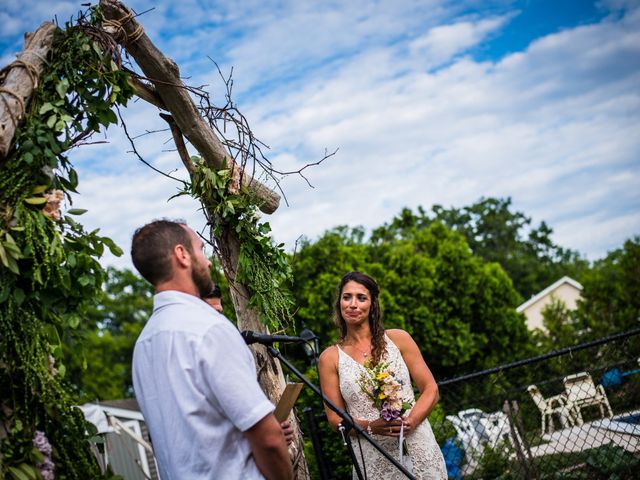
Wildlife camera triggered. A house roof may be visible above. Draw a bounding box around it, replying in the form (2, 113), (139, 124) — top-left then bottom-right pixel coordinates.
(516, 276), (583, 313)
(98, 398), (140, 411)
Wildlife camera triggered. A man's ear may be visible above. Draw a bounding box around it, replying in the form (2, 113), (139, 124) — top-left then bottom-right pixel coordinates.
(174, 243), (191, 269)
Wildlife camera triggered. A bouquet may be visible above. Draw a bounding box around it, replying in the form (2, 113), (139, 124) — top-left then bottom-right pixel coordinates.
(357, 360), (413, 421)
(358, 360), (413, 466)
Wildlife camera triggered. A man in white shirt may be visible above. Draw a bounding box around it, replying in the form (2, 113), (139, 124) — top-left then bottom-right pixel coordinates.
(203, 285), (296, 446)
(131, 219), (293, 480)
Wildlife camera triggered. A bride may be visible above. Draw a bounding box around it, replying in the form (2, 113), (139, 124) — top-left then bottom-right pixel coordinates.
(318, 271), (447, 479)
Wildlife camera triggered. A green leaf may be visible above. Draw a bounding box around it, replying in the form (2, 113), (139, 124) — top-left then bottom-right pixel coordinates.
(0, 286), (9, 304)
(0, 243), (8, 268)
(32, 184), (49, 194)
(4, 234), (22, 256)
(67, 315), (81, 328)
(49, 233), (59, 255)
(7, 262), (25, 283)
(7, 466), (30, 480)
(17, 464), (38, 480)
(24, 197), (47, 205)
(33, 267), (43, 284)
(101, 237), (123, 256)
(39, 102), (55, 114)
(92, 41), (102, 55)
(30, 446), (45, 463)
(14, 288), (25, 305)
(55, 77), (70, 98)
(67, 208), (88, 215)
(104, 109), (118, 125)
(46, 114), (58, 128)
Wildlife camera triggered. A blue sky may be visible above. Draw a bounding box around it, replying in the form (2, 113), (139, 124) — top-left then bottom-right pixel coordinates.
(1, 0), (639, 270)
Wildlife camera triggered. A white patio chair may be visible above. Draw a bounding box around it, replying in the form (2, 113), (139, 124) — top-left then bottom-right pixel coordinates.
(446, 413), (484, 467)
(527, 385), (576, 435)
(447, 408), (522, 466)
(475, 410), (523, 451)
(563, 372), (613, 424)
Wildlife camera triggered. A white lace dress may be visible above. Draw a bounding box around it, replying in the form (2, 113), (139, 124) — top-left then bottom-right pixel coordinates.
(337, 336), (447, 479)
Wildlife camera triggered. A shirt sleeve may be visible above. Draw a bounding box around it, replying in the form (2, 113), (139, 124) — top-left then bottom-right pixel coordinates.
(197, 321), (275, 432)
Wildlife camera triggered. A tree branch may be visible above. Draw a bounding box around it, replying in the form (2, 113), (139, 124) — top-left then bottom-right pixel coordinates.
(99, 0), (280, 214)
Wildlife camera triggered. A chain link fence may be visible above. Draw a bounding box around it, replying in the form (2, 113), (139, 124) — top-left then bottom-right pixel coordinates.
(302, 329), (640, 479)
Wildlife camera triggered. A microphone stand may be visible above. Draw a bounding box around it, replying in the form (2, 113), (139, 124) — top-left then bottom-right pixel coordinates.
(265, 344), (416, 480)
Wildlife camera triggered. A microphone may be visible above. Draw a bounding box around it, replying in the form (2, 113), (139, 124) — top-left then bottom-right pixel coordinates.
(240, 330), (307, 346)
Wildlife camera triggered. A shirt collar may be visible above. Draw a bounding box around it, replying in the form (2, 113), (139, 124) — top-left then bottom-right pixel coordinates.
(153, 290), (210, 313)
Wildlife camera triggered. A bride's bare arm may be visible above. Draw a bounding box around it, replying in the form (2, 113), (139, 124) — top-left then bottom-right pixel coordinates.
(386, 329), (439, 432)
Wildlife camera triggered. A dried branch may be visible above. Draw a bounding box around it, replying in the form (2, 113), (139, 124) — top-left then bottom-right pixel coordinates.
(116, 105), (184, 183)
(160, 112), (195, 176)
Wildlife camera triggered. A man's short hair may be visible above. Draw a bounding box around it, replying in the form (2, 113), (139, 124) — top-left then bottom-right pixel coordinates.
(203, 285), (222, 299)
(131, 219), (192, 286)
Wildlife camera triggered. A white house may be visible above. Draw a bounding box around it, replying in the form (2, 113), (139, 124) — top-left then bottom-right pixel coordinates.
(516, 276), (583, 331)
(80, 399), (159, 480)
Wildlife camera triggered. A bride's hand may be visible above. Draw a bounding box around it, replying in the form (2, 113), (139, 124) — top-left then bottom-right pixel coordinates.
(367, 418), (403, 436)
(402, 414), (420, 433)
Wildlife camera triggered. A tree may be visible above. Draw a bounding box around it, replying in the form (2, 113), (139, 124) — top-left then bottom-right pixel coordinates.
(531, 297), (582, 351)
(293, 221), (531, 379)
(291, 226), (371, 345)
(577, 237), (640, 337)
(63, 267), (153, 402)
(371, 198), (589, 301)
(373, 222), (531, 378)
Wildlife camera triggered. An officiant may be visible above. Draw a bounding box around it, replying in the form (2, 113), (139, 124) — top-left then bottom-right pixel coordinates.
(131, 219), (293, 480)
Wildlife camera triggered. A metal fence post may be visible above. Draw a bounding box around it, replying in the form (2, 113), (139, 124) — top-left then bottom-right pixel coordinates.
(304, 407), (332, 480)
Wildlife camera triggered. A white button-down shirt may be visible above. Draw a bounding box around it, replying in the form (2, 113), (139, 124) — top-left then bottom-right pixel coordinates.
(133, 290), (274, 479)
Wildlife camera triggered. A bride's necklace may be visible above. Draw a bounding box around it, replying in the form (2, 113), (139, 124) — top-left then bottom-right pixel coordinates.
(348, 341), (371, 358)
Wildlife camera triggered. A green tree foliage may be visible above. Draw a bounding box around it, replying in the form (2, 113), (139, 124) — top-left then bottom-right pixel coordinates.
(371, 197), (589, 300)
(374, 223), (530, 377)
(577, 237), (640, 337)
(292, 222), (531, 379)
(291, 226), (371, 343)
(530, 297), (584, 356)
(530, 237), (640, 350)
(63, 267), (153, 402)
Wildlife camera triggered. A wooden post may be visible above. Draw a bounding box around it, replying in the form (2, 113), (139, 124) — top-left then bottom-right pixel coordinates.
(0, 22), (56, 161)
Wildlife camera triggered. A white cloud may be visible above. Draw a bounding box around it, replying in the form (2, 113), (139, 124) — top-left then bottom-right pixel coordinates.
(409, 14), (514, 67)
(246, 5), (640, 260)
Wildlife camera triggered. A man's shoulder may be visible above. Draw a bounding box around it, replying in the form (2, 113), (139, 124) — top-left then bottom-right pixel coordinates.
(143, 294), (232, 339)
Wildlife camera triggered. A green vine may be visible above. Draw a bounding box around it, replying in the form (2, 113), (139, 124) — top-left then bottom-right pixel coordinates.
(186, 160), (295, 332)
(0, 7), (132, 479)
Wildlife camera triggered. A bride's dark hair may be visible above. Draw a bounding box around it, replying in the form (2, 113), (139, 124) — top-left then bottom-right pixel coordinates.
(334, 271), (386, 364)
